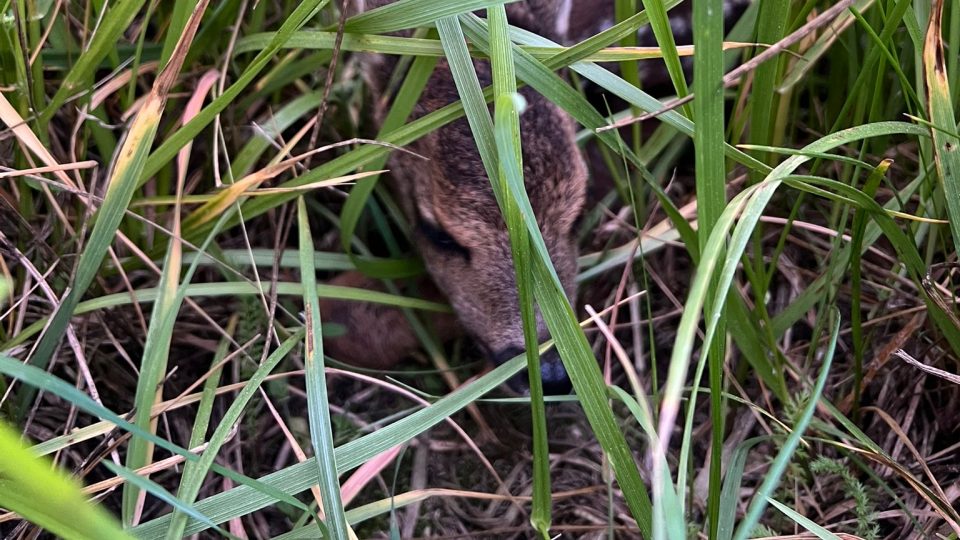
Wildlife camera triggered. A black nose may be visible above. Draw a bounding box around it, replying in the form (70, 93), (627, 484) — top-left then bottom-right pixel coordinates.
(539, 348), (572, 394)
(495, 346), (572, 395)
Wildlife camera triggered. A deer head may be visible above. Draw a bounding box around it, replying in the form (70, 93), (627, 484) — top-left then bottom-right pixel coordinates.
(328, 0), (587, 393)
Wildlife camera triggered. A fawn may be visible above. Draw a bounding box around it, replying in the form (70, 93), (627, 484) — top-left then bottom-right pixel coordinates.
(320, 0), (587, 393)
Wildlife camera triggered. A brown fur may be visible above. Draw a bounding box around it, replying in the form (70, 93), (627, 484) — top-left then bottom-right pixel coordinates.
(321, 0), (587, 383)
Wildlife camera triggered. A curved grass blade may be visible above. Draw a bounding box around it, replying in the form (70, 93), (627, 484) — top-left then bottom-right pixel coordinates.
(102, 461), (234, 539)
(0, 352), (315, 532)
(659, 122), (958, 538)
(766, 497), (842, 540)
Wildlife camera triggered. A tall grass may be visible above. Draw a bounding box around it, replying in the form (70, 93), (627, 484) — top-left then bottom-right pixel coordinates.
(1, 0), (959, 538)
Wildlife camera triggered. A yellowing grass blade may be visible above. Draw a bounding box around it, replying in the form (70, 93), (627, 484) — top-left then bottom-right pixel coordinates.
(26, 1), (212, 389)
(0, 92), (77, 189)
(120, 1), (214, 524)
(924, 0), (960, 258)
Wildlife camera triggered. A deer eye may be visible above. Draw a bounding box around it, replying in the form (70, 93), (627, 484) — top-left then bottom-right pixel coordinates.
(417, 219), (471, 260)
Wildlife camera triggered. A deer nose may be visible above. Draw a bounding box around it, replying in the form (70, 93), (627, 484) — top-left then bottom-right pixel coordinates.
(539, 348), (571, 394)
(495, 346), (572, 395)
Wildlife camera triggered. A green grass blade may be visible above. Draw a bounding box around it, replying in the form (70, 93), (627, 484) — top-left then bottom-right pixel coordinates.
(121, 189), (185, 524)
(0, 354), (315, 526)
(747, 0), (790, 163)
(498, 23), (770, 174)
(0, 418), (133, 540)
(638, 0), (689, 111)
(689, 0), (728, 536)
(715, 437), (766, 540)
(342, 0), (511, 34)
(103, 461), (234, 539)
(297, 196), (348, 540)
(3, 281), (450, 351)
(848, 160), (892, 415)
(766, 498), (842, 540)
(488, 6), (550, 536)
(338, 53), (435, 278)
(661, 122), (946, 531)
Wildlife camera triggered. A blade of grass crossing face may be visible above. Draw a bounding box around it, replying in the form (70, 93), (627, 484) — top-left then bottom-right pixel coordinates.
(4, 280), (449, 350)
(297, 196), (349, 540)
(732, 310), (840, 540)
(23, 0), (211, 420)
(0, 419), (134, 540)
(487, 6), (550, 536)
(439, 15), (652, 536)
(924, 0), (960, 257)
(689, 0), (727, 536)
